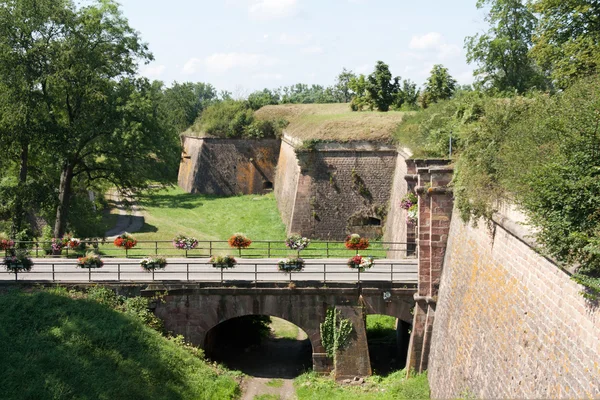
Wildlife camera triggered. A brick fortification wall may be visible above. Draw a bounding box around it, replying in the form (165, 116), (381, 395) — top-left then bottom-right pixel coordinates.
(178, 136), (280, 195)
(428, 208), (600, 399)
(282, 138), (398, 240)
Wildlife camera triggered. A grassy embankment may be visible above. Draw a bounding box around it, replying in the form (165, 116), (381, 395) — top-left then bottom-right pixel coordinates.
(0, 286), (240, 400)
(101, 186), (386, 258)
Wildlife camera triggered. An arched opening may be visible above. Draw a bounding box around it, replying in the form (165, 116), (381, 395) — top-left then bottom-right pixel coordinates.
(263, 181), (273, 190)
(366, 314), (411, 375)
(204, 315), (312, 378)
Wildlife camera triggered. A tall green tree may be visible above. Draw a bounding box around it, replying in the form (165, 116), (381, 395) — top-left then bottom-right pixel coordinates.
(465, 0), (545, 93)
(421, 64), (457, 107)
(247, 88), (279, 110)
(162, 82), (217, 132)
(530, 0), (600, 89)
(365, 61), (400, 112)
(0, 0), (70, 236)
(334, 68), (356, 103)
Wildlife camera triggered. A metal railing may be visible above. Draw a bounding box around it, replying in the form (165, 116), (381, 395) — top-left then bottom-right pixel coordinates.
(0, 260), (419, 285)
(7, 240), (417, 259)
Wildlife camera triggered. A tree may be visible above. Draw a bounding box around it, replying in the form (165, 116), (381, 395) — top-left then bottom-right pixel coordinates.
(0, 0), (178, 237)
(348, 74), (370, 111)
(162, 82), (217, 132)
(365, 61), (400, 111)
(247, 89), (280, 110)
(334, 68), (356, 103)
(421, 64), (457, 106)
(465, 0), (546, 93)
(0, 0), (70, 236)
(394, 79), (419, 110)
(530, 0), (600, 89)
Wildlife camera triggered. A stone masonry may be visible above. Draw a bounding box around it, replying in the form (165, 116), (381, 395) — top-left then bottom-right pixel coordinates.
(428, 208), (600, 399)
(405, 161), (453, 373)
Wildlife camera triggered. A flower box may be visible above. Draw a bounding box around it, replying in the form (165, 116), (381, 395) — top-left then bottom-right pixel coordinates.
(3, 251), (33, 273)
(278, 257), (305, 273)
(173, 235), (199, 250)
(209, 255), (237, 269)
(140, 256), (167, 271)
(345, 234), (369, 250)
(77, 252), (104, 269)
(347, 255), (374, 272)
(114, 233), (137, 249)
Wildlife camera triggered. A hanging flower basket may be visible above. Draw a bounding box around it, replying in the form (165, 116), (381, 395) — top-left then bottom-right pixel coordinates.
(77, 252), (104, 269)
(209, 255), (237, 269)
(345, 234), (369, 250)
(278, 257), (305, 273)
(114, 233), (137, 249)
(3, 251), (33, 273)
(285, 234), (310, 252)
(140, 256), (167, 271)
(173, 235), (199, 250)
(400, 192), (418, 210)
(0, 234), (15, 251)
(228, 233), (251, 256)
(347, 255), (375, 272)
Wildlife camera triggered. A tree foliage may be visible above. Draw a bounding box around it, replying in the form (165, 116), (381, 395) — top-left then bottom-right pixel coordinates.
(465, 0), (546, 93)
(531, 0), (600, 89)
(420, 64), (457, 107)
(161, 82), (217, 132)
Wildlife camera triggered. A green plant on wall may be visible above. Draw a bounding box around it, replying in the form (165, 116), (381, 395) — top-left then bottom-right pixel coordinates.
(351, 167), (372, 199)
(320, 307), (353, 368)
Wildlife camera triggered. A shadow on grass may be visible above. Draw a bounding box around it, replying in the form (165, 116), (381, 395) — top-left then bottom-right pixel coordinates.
(0, 289), (237, 400)
(135, 192), (231, 210)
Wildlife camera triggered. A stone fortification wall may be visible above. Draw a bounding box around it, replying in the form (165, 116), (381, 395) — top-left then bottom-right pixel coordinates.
(428, 208), (600, 399)
(383, 150), (414, 257)
(285, 139), (398, 240)
(273, 137), (301, 229)
(178, 136), (280, 195)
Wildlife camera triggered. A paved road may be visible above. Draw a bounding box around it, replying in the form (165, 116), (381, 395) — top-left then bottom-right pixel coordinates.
(0, 258), (418, 284)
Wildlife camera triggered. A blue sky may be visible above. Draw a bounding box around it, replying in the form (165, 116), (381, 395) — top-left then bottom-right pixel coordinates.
(118, 0), (488, 94)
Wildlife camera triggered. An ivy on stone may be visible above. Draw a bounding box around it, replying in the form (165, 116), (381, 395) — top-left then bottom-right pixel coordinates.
(320, 307), (353, 366)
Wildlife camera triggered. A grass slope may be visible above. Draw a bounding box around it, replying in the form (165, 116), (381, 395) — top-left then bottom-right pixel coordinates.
(295, 370), (429, 400)
(255, 104), (404, 142)
(135, 187), (287, 242)
(0, 287), (239, 400)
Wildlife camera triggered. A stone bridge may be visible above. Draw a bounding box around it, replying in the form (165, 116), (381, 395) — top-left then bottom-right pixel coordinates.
(142, 283), (416, 378)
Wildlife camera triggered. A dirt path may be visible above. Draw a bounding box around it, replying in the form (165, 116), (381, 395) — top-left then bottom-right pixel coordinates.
(233, 321), (310, 400)
(104, 190), (144, 238)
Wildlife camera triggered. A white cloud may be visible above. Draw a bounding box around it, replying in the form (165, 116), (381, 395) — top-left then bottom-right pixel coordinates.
(182, 53), (281, 75)
(409, 32), (443, 50)
(408, 32), (461, 60)
(182, 58), (203, 75)
(139, 64), (166, 79)
(302, 45), (324, 55)
(249, 0), (297, 20)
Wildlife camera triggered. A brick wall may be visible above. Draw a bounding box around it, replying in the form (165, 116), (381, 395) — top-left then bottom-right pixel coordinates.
(178, 136), (280, 195)
(428, 210), (600, 399)
(293, 142), (397, 240)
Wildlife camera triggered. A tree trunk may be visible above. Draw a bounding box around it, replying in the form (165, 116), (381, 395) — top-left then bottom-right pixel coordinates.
(54, 162), (74, 238)
(10, 140), (29, 237)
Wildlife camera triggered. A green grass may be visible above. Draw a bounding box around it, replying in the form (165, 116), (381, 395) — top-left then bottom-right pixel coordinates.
(270, 317), (300, 340)
(91, 186), (391, 259)
(0, 287), (240, 400)
(366, 315), (397, 342)
(294, 370), (429, 400)
(254, 395), (280, 400)
(266, 379), (284, 388)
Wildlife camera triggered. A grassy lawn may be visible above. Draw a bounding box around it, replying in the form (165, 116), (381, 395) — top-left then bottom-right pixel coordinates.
(94, 186), (390, 258)
(269, 317), (300, 340)
(294, 370), (429, 400)
(0, 286), (240, 399)
(366, 315), (397, 342)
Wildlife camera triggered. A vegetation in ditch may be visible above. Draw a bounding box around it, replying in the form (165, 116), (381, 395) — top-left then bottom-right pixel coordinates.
(395, 75), (600, 298)
(0, 286), (240, 399)
(294, 370), (429, 400)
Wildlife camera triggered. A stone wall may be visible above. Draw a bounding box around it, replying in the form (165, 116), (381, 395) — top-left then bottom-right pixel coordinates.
(282, 139), (398, 240)
(178, 136), (280, 195)
(383, 150), (413, 257)
(273, 137), (301, 229)
(428, 209), (600, 399)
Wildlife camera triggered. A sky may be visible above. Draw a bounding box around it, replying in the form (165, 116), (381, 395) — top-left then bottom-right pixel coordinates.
(117, 0), (488, 95)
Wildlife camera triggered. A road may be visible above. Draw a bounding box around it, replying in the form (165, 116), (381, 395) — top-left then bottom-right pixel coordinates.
(0, 257), (418, 283)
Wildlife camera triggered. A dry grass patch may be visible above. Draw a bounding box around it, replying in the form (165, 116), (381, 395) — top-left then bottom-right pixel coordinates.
(255, 103), (405, 142)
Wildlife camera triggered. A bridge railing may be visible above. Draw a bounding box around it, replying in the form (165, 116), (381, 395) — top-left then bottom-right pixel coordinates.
(0, 260), (418, 285)
(7, 240), (417, 259)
